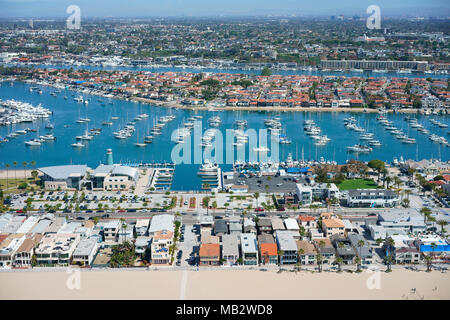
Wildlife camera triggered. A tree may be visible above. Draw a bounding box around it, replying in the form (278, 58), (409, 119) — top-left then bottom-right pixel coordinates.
(367, 160), (385, 182)
(31, 170), (39, 186)
(420, 207), (432, 227)
(278, 250), (284, 265)
(384, 254), (394, 272)
(5, 164), (9, 190)
(437, 220), (448, 234)
(354, 256), (362, 272)
(254, 192), (260, 208)
(334, 257), (343, 272)
(424, 255), (433, 272)
(13, 161), (17, 186)
(261, 67), (272, 77)
(22, 161), (27, 184)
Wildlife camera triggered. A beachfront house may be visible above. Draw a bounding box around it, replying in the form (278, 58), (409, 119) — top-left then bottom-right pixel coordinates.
(35, 233), (81, 266)
(222, 234), (239, 266)
(134, 219), (150, 237)
(96, 220), (121, 242)
(348, 234), (373, 265)
(199, 243), (221, 266)
(275, 230), (298, 265)
(72, 238), (99, 266)
(13, 234), (43, 268)
(313, 238), (336, 264)
(257, 218), (272, 234)
(240, 233), (258, 265)
(258, 234), (278, 265)
(0, 234), (26, 268)
(331, 235), (356, 265)
(151, 230), (173, 265)
(135, 236), (152, 256)
(296, 240), (318, 265)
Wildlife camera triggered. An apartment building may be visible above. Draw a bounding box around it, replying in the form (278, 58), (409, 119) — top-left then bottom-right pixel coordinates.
(347, 189), (399, 208)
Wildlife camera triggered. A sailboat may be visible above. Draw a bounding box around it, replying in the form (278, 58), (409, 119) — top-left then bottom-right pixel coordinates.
(134, 129), (147, 147)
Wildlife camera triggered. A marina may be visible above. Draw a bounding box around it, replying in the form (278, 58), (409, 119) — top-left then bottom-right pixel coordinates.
(0, 81), (448, 191)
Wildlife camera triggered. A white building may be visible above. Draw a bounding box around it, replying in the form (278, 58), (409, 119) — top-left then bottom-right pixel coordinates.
(72, 238), (99, 266)
(148, 214), (174, 236)
(135, 219), (150, 236)
(240, 233), (258, 265)
(35, 233), (81, 266)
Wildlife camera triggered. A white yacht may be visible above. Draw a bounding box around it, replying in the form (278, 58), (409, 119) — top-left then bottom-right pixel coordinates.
(71, 142), (85, 148)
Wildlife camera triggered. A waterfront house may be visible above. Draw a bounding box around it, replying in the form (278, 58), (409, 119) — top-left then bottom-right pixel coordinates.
(151, 230), (173, 265)
(330, 235), (356, 265)
(313, 238), (336, 264)
(321, 218), (345, 238)
(240, 233), (258, 265)
(117, 224), (134, 244)
(221, 234), (239, 266)
(72, 238), (99, 266)
(199, 243), (221, 266)
(13, 234), (43, 268)
(243, 218), (257, 234)
(271, 217), (285, 231)
(96, 220), (121, 242)
(0, 234), (26, 268)
(296, 240), (318, 265)
(298, 215), (318, 229)
(348, 233), (373, 265)
(35, 233), (81, 266)
(275, 230), (298, 265)
(135, 236), (152, 256)
(229, 222), (243, 235)
(258, 233), (277, 265)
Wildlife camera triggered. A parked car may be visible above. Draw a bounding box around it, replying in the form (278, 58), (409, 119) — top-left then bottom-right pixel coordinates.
(255, 207), (264, 212)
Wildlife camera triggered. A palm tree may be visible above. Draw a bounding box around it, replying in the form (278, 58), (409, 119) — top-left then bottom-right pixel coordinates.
(316, 253), (323, 272)
(30, 160), (36, 171)
(12, 161), (17, 186)
(4, 164), (9, 190)
(357, 239), (365, 264)
(277, 250), (284, 265)
(420, 207), (432, 228)
(334, 257), (343, 272)
(384, 254), (393, 272)
(297, 248), (304, 269)
(437, 220), (448, 234)
(22, 161), (27, 185)
(354, 256), (362, 272)
(254, 192), (260, 208)
(424, 255), (433, 272)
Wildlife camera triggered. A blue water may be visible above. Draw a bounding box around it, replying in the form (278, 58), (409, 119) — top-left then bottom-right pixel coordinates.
(0, 81), (448, 190)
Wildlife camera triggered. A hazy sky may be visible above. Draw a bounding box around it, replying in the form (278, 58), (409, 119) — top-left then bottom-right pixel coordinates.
(1, 0), (449, 18)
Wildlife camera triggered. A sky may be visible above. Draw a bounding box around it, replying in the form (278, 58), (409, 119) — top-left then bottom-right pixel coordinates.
(0, 0), (449, 18)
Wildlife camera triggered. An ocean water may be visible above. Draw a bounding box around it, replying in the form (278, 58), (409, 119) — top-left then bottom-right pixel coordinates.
(0, 81), (448, 191)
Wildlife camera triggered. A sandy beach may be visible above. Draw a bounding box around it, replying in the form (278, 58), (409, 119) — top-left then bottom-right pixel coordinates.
(1, 269), (448, 300)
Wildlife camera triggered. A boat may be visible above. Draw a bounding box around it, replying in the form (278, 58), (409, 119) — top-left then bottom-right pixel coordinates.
(45, 123), (54, 130)
(71, 142), (85, 148)
(346, 144), (373, 153)
(253, 146), (270, 152)
(24, 139), (41, 146)
(74, 96), (84, 103)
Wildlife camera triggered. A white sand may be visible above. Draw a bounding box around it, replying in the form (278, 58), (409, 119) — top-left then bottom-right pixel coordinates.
(0, 269), (449, 300)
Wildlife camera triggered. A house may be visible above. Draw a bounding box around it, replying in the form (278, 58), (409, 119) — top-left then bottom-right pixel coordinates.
(97, 220), (121, 242)
(199, 243), (221, 266)
(330, 235), (356, 265)
(298, 215), (317, 229)
(383, 234), (421, 264)
(275, 230), (298, 265)
(72, 238), (99, 266)
(296, 240), (318, 265)
(271, 217), (285, 231)
(0, 234), (26, 268)
(135, 236), (152, 256)
(117, 224), (134, 244)
(348, 234), (373, 264)
(214, 220), (228, 238)
(347, 189), (399, 208)
(257, 218), (272, 234)
(151, 230), (173, 265)
(342, 219), (360, 235)
(35, 233), (81, 266)
(313, 238), (335, 264)
(135, 219), (150, 236)
(258, 233), (277, 265)
(284, 218), (300, 232)
(321, 218), (345, 237)
(243, 218), (257, 234)
(148, 214), (174, 236)
(240, 233), (258, 265)
(222, 234), (239, 266)
(377, 209), (426, 234)
(13, 234), (43, 268)
(229, 222), (243, 235)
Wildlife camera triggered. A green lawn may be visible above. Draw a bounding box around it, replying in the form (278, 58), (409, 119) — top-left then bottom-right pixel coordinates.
(337, 179), (378, 190)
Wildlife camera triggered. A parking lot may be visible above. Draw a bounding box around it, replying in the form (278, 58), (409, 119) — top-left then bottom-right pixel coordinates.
(224, 174), (305, 193)
(177, 223), (199, 267)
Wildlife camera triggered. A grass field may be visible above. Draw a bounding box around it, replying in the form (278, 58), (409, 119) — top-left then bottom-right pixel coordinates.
(0, 178), (38, 194)
(337, 178), (378, 190)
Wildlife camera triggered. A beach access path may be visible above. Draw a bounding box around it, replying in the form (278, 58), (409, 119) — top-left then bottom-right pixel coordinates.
(0, 268), (448, 300)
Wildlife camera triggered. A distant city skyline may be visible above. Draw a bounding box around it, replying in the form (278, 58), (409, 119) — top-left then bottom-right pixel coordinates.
(0, 0), (449, 18)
